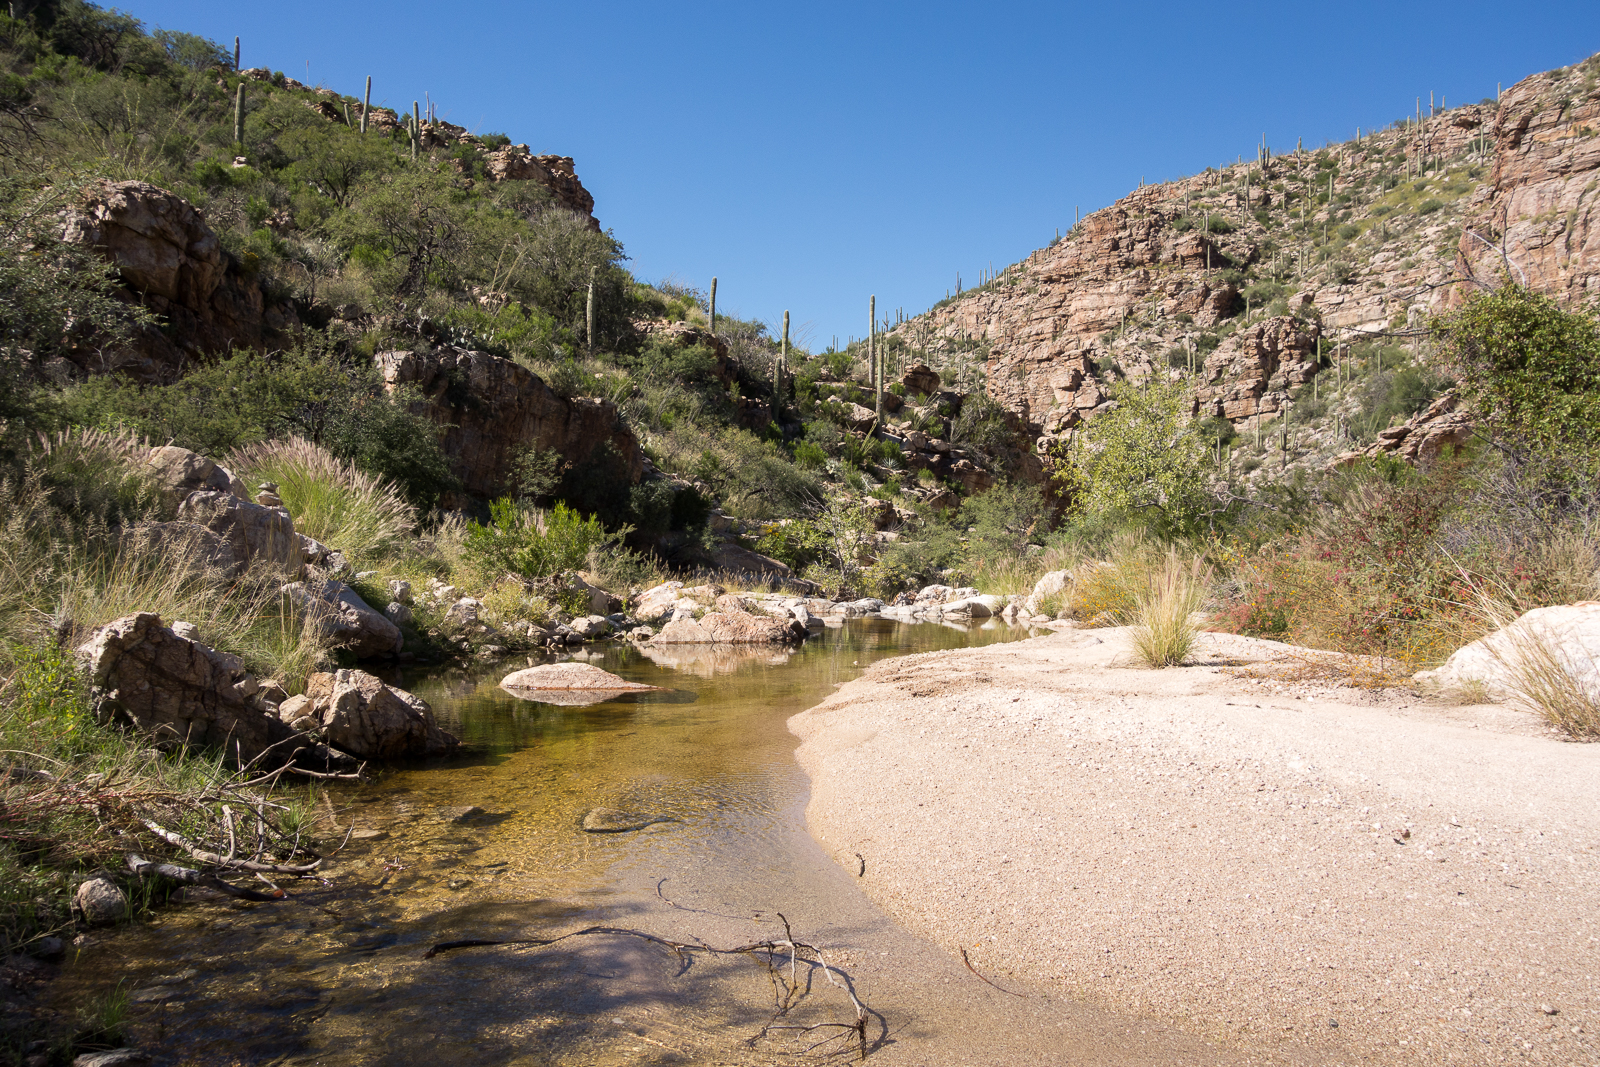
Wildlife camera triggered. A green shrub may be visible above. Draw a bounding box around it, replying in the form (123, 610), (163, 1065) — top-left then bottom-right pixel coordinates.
(793, 440), (828, 469)
(463, 498), (621, 580)
(1417, 198), (1444, 215)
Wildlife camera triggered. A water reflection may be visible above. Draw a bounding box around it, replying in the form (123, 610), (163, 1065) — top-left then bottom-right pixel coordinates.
(50, 619), (1042, 1065)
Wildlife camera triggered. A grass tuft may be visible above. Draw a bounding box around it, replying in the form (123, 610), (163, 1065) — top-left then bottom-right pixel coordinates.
(1129, 551), (1209, 668)
(227, 436), (416, 561)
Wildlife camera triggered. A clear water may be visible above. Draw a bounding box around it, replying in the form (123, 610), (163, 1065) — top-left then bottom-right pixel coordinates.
(57, 619), (1202, 1066)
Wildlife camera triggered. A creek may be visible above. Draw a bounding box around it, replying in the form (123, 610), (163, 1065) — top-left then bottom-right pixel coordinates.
(50, 618), (1132, 1065)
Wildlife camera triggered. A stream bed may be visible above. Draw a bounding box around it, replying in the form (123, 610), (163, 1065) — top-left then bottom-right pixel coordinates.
(48, 618), (1226, 1066)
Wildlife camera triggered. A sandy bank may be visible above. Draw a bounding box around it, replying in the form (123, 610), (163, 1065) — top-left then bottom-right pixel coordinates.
(789, 628), (1600, 1065)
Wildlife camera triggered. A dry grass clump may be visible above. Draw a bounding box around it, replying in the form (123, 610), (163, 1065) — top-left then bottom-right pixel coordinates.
(226, 437), (416, 561)
(1063, 535), (1165, 624)
(1489, 627), (1600, 738)
(1129, 551), (1210, 668)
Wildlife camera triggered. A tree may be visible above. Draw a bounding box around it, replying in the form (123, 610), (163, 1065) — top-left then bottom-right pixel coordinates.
(1432, 284), (1600, 475)
(1056, 376), (1210, 536)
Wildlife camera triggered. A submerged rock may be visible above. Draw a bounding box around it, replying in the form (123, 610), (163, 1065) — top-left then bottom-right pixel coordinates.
(651, 609), (805, 645)
(581, 807), (675, 833)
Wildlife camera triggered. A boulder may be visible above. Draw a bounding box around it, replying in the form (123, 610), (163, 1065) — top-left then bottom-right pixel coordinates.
(302, 670), (457, 759)
(569, 573), (623, 615)
(74, 876), (127, 926)
(297, 533), (332, 567)
(570, 614), (612, 639)
(651, 609), (804, 645)
(178, 490), (300, 577)
(1414, 603), (1600, 701)
(714, 593), (755, 614)
(633, 581), (685, 623)
(282, 580), (403, 658)
(901, 364), (941, 396)
(384, 602), (413, 626)
(75, 612), (295, 761)
(500, 662), (663, 695)
(145, 446), (247, 509)
(1332, 392), (1475, 470)
(1023, 569), (1071, 615)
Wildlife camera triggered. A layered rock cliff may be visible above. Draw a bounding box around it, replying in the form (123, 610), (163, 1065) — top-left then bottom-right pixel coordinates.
(889, 50), (1600, 475)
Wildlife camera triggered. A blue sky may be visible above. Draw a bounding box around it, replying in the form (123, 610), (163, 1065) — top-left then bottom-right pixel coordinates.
(127, 1), (1600, 349)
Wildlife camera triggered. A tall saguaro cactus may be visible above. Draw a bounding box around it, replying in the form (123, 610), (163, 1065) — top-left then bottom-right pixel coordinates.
(233, 36), (240, 71)
(708, 277), (717, 335)
(869, 295), (881, 423)
(411, 101), (420, 161)
(780, 310), (790, 414)
(586, 266), (596, 357)
(360, 75), (371, 134)
(233, 83), (244, 149)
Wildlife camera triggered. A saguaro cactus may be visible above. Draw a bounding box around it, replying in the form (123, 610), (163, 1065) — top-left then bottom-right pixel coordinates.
(780, 310), (790, 412)
(360, 75), (371, 134)
(709, 277), (717, 335)
(586, 266), (596, 356)
(233, 36), (240, 71)
(411, 101), (420, 161)
(233, 83), (244, 148)
(869, 295), (881, 422)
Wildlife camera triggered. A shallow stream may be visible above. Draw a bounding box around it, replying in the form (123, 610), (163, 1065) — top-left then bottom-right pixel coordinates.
(49, 619), (1224, 1066)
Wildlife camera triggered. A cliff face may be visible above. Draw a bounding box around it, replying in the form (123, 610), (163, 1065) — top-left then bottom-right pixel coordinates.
(1457, 57), (1600, 301)
(890, 52), (1599, 473)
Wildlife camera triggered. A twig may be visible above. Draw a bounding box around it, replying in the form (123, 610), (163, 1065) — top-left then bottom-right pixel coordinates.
(959, 946), (1027, 998)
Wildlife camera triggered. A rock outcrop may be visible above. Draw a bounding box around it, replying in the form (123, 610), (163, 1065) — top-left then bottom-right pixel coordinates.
(482, 150), (599, 229)
(1332, 391), (1475, 468)
(298, 669), (457, 759)
(1194, 316), (1322, 424)
(378, 345), (643, 501)
(59, 180), (297, 381)
(1456, 57), (1600, 304)
(76, 612), (297, 760)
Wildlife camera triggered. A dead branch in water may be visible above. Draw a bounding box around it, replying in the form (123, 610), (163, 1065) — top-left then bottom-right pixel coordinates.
(138, 818), (322, 875)
(125, 853), (284, 902)
(424, 914), (878, 1061)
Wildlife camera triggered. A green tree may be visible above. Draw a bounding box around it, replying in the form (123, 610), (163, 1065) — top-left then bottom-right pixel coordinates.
(1059, 376), (1211, 536)
(1432, 284), (1600, 473)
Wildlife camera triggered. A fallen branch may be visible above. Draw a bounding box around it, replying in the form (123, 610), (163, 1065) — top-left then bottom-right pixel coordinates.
(126, 853), (284, 902)
(138, 818), (321, 875)
(425, 919), (878, 1060)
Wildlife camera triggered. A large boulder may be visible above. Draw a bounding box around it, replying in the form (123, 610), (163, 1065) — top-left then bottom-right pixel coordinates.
(651, 609), (804, 645)
(1023, 569), (1071, 616)
(145, 446), (248, 510)
(75, 612), (296, 761)
(1414, 603), (1600, 701)
(178, 490), (301, 577)
(302, 670), (457, 759)
(633, 581), (685, 623)
(58, 180), (297, 382)
(282, 580), (403, 659)
(501, 662), (663, 696)
(377, 345), (643, 505)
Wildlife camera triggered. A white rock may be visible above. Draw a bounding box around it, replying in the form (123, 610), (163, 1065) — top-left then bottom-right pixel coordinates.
(1414, 602), (1600, 701)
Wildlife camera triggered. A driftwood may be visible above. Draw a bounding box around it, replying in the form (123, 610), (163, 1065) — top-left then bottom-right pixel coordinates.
(425, 912), (876, 1061)
(125, 853), (284, 902)
(138, 818), (321, 876)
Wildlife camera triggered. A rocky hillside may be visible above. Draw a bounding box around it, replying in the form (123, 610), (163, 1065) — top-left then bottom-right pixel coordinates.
(885, 52), (1600, 481)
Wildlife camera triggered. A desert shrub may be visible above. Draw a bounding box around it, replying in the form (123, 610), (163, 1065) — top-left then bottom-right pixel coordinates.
(1484, 622), (1600, 739)
(793, 440), (827, 469)
(463, 498), (621, 581)
(1417, 198), (1444, 215)
(1432, 284), (1600, 476)
(226, 436), (416, 560)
